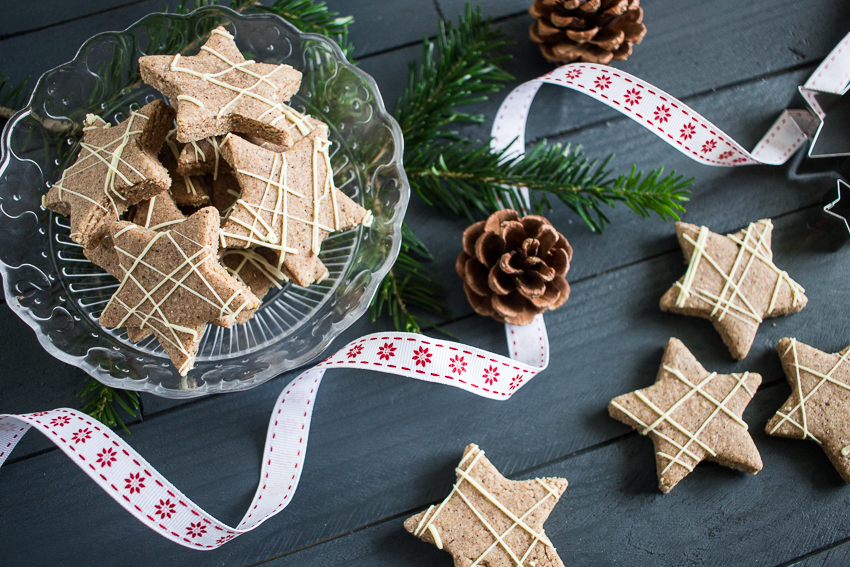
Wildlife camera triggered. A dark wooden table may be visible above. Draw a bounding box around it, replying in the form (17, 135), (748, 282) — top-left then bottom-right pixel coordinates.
(3, 1), (850, 565)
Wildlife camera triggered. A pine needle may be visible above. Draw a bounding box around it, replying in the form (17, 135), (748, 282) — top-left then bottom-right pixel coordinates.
(78, 378), (140, 434)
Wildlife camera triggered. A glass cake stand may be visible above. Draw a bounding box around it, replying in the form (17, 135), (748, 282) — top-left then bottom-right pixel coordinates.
(0, 6), (408, 397)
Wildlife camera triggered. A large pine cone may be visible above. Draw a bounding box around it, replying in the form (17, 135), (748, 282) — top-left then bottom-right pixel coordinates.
(456, 210), (573, 326)
(529, 0), (647, 65)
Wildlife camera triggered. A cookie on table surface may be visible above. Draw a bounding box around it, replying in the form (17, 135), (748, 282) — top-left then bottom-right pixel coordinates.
(766, 338), (850, 483)
(218, 132), (371, 287)
(660, 219), (807, 360)
(404, 444), (568, 567)
(42, 100), (174, 247)
(161, 129), (211, 207)
(139, 26), (303, 146)
(608, 338), (763, 493)
(99, 207), (260, 375)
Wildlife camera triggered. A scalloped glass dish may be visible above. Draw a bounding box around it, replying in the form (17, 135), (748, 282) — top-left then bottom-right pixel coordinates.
(0, 6), (408, 397)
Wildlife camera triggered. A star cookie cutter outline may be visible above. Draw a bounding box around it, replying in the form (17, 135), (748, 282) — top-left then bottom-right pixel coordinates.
(823, 178), (850, 236)
(800, 84), (850, 159)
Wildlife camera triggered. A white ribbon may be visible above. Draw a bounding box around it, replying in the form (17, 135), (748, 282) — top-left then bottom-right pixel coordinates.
(3, 29), (850, 553)
(0, 330), (548, 550)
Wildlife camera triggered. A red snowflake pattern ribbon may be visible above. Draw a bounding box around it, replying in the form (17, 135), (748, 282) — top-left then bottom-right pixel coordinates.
(0, 320), (549, 550)
(491, 31), (850, 167)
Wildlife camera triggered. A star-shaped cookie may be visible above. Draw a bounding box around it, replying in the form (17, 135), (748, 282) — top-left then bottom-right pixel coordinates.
(660, 219), (807, 359)
(404, 444), (568, 567)
(99, 207), (260, 375)
(139, 26), (303, 146)
(218, 132), (371, 287)
(608, 338), (763, 493)
(161, 129), (211, 207)
(766, 338), (850, 482)
(42, 100), (174, 247)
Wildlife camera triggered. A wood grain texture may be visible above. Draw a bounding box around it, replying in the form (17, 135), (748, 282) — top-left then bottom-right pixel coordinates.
(2, 209), (848, 566)
(266, 385), (850, 567)
(2, 2), (850, 566)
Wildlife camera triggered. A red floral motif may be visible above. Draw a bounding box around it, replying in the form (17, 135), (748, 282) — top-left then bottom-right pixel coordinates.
(718, 150), (734, 160)
(564, 68), (582, 80)
(653, 104), (671, 123)
(50, 415), (72, 427)
(623, 88), (642, 106)
(449, 355), (467, 375)
(701, 139), (717, 154)
(124, 472), (146, 494)
(412, 346), (431, 367)
(680, 123), (696, 140)
(593, 75), (612, 90)
(346, 344), (364, 358)
(96, 447), (118, 468)
(377, 342), (397, 361)
(71, 427), (92, 444)
(154, 498), (177, 519)
(186, 522), (207, 538)
(509, 375), (524, 391)
(0, 421), (19, 432)
(216, 535), (235, 546)
(483, 365), (499, 386)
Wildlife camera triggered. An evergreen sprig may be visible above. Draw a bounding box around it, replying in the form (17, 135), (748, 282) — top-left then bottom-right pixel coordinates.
(395, 5), (512, 149)
(408, 139), (691, 231)
(369, 223), (447, 333)
(373, 5), (691, 333)
(78, 379), (141, 434)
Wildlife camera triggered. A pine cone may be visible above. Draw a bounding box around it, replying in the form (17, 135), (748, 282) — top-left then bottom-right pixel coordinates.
(456, 210), (573, 326)
(529, 0), (647, 65)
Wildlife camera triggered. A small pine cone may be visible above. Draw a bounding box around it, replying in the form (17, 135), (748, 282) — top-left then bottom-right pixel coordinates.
(529, 0), (647, 65)
(456, 210), (573, 326)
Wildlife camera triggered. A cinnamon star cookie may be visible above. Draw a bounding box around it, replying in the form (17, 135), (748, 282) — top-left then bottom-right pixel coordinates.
(161, 129), (211, 207)
(99, 207), (260, 375)
(660, 219), (807, 359)
(405, 444), (568, 567)
(608, 338), (763, 493)
(766, 338), (850, 482)
(218, 133), (371, 287)
(139, 26), (304, 145)
(42, 100), (174, 247)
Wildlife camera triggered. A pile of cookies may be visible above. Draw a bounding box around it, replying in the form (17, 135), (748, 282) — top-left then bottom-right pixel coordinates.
(42, 26), (372, 376)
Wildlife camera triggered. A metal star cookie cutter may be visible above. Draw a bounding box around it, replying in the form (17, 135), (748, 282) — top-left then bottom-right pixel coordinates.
(823, 178), (850, 237)
(800, 85), (850, 159)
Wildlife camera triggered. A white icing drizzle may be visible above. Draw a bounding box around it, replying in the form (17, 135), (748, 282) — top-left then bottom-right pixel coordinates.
(51, 110), (150, 218)
(221, 249), (288, 289)
(165, 129), (208, 200)
(105, 226), (252, 375)
(189, 136), (222, 180)
(220, 138), (343, 269)
(412, 445), (558, 567)
(674, 221), (804, 327)
(770, 338), (850, 445)
(611, 368), (753, 476)
(169, 30), (314, 138)
(176, 94), (205, 108)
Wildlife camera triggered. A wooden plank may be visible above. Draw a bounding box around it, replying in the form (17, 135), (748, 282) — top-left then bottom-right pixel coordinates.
(265, 384), (850, 567)
(324, 0), (441, 58)
(791, 540), (850, 567)
(1, 207), (844, 565)
(0, 0), (149, 40)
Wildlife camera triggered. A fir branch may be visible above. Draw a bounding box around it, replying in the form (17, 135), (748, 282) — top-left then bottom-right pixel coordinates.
(394, 5), (513, 149)
(78, 377), (141, 434)
(370, 223), (447, 333)
(0, 70), (31, 119)
(407, 139), (692, 231)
